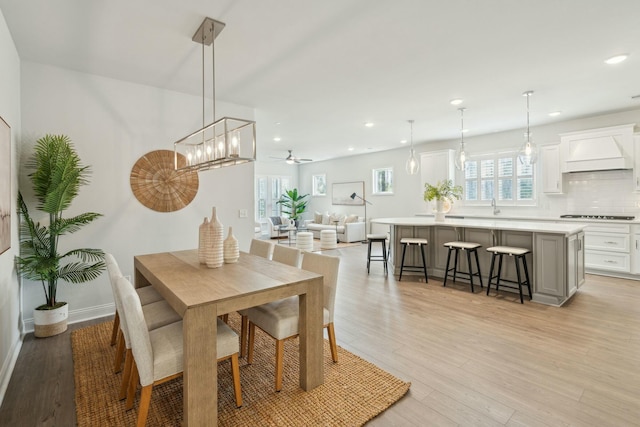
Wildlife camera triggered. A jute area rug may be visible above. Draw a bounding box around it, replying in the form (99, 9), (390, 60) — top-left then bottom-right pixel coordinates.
(72, 313), (410, 426)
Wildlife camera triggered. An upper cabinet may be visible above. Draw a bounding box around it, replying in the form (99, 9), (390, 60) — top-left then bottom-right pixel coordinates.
(540, 144), (563, 194)
(634, 134), (640, 191)
(420, 149), (455, 187)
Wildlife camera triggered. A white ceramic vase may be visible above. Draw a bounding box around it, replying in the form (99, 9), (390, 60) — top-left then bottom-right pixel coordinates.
(435, 199), (446, 222)
(224, 226), (239, 263)
(198, 217), (210, 264)
(206, 207), (224, 268)
(34, 302), (69, 338)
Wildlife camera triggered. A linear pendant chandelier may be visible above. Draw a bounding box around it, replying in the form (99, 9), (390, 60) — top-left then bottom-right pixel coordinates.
(174, 18), (256, 172)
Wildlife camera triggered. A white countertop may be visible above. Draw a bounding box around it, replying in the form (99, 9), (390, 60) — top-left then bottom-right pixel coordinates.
(415, 212), (640, 224)
(372, 217), (586, 235)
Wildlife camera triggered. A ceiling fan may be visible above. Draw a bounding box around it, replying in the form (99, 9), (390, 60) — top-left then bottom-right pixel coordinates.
(270, 150), (313, 164)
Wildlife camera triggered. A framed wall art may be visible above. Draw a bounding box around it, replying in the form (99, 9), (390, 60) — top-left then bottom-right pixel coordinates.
(332, 181), (364, 205)
(0, 116), (10, 255)
(312, 174), (326, 196)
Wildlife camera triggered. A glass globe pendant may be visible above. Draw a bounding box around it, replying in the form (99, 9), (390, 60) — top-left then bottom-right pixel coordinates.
(517, 91), (537, 166)
(454, 108), (467, 171)
(406, 119), (419, 175)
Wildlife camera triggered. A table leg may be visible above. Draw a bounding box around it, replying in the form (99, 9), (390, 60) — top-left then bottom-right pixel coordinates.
(183, 304), (218, 426)
(298, 276), (324, 390)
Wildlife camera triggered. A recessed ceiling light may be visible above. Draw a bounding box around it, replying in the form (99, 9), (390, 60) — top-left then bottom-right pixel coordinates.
(605, 54), (628, 65)
(450, 99), (463, 106)
(364, 122), (374, 127)
(400, 139), (407, 144)
(273, 137), (281, 142)
(348, 147), (355, 151)
(548, 111), (562, 117)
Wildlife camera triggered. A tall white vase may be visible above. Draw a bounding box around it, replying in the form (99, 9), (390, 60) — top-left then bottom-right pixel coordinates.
(198, 217), (210, 264)
(224, 226), (239, 263)
(206, 207), (224, 268)
(435, 199), (446, 222)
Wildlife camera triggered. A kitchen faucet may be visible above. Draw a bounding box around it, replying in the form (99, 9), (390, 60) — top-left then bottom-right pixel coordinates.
(491, 198), (500, 215)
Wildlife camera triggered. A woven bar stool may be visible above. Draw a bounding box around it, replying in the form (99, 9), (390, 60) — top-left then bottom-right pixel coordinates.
(443, 241), (483, 293)
(399, 237), (428, 283)
(486, 246), (532, 303)
(366, 234), (388, 275)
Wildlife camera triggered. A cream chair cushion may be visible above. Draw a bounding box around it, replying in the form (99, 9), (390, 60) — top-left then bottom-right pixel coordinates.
(250, 238), (274, 259)
(272, 245), (302, 268)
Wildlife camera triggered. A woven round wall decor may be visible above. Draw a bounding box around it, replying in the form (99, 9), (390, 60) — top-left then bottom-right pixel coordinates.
(130, 150), (199, 212)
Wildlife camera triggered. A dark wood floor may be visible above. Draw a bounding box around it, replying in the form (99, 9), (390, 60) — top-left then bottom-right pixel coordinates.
(1, 243), (639, 426)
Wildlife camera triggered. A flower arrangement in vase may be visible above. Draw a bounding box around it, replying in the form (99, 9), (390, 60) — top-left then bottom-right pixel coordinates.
(423, 180), (463, 221)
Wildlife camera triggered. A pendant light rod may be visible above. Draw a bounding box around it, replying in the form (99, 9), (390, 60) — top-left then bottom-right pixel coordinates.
(406, 119), (419, 175)
(523, 90), (533, 142)
(408, 119), (414, 148)
(459, 107), (465, 144)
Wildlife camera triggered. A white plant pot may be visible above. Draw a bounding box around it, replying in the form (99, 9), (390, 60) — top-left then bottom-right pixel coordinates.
(34, 302), (68, 338)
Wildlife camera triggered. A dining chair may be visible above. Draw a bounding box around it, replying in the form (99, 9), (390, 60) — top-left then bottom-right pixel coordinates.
(249, 238), (274, 259)
(246, 251), (340, 391)
(119, 276), (242, 427)
(106, 254), (181, 380)
(105, 254), (164, 346)
(239, 245), (302, 357)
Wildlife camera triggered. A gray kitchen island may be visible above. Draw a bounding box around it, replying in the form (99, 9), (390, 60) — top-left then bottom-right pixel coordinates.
(372, 217), (587, 306)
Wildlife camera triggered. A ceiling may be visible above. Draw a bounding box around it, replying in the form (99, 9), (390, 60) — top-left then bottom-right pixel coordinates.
(2, 0), (640, 163)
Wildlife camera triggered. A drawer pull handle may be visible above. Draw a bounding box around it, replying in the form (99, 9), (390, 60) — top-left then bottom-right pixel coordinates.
(604, 260), (618, 264)
(604, 241), (618, 244)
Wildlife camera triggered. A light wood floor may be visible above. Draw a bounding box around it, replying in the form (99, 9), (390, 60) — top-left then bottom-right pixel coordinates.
(1, 243), (639, 426)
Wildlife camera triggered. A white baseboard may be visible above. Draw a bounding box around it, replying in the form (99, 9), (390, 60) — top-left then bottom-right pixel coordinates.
(22, 303), (115, 333)
(0, 335), (23, 409)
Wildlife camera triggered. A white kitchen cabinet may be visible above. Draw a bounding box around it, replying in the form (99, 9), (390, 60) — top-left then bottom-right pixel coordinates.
(567, 232), (585, 296)
(633, 233), (640, 274)
(634, 134), (640, 191)
(584, 223), (631, 273)
(540, 144), (563, 194)
(420, 149), (455, 187)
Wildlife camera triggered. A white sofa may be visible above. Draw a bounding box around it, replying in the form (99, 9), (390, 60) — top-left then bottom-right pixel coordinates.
(303, 214), (365, 243)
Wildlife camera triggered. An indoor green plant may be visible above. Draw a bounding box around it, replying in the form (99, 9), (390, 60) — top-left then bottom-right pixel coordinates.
(277, 188), (309, 226)
(423, 179), (463, 221)
(17, 134), (105, 337)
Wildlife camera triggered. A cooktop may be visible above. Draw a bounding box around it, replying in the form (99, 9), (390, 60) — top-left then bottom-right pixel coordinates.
(560, 214), (635, 220)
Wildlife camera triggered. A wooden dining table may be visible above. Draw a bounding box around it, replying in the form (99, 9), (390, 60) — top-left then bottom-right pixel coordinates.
(134, 249), (325, 426)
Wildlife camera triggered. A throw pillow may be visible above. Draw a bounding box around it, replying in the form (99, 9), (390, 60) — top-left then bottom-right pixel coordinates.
(344, 214), (359, 224)
(329, 213), (341, 224)
(314, 211), (323, 224)
(322, 212), (331, 225)
(337, 214), (347, 226)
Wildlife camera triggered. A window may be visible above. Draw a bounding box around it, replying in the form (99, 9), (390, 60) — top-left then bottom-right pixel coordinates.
(372, 167), (393, 194)
(255, 175), (291, 220)
(464, 152), (535, 206)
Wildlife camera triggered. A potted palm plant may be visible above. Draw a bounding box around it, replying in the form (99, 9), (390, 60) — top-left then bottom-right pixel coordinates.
(424, 179), (463, 221)
(17, 134), (105, 337)
(277, 188), (309, 227)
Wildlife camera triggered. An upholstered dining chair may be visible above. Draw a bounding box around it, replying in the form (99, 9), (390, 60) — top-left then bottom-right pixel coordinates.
(105, 253), (164, 346)
(239, 245), (302, 357)
(106, 253), (181, 393)
(249, 238), (274, 259)
(246, 251), (340, 391)
(119, 276), (242, 427)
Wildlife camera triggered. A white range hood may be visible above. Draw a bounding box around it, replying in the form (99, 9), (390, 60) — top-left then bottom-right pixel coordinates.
(560, 124), (635, 173)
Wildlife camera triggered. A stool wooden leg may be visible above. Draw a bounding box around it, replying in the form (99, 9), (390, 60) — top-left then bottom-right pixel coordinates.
(399, 244), (407, 281)
(473, 249), (484, 288)
(443, 247), (453, 287)
(496, 254), (504, 293)
(522, 254), (532, 300)
(514, 255), (524, 304)
(466, 249), (474, 293)
(381, 240), (388, 276)
(452, 248), (459, 283)
(487, 253), (496, 296)
(419, 244), (428, 283)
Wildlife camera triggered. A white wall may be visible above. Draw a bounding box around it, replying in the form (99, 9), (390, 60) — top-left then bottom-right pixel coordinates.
(0, 8), (22, 406)
(19, 62), (256, 330)
(299, 108), (640, 229)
